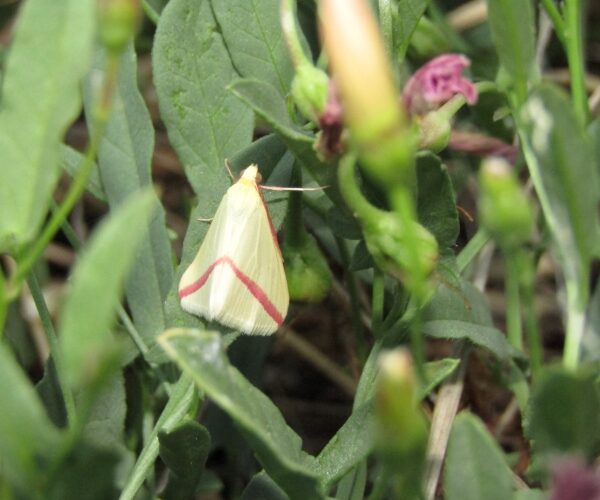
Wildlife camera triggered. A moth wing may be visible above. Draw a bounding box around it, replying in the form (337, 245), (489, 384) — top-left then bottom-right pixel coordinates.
(179, 182), (289, 335)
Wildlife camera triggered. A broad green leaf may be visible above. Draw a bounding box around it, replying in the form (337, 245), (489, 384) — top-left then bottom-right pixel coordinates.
(212, 0), (296, 96)
(317, 402), (375, 488)
(0, 0), (95, 252)
(422, 280), (522, 360)
(229, 78), (332, 186)
(85, 45), (174, 346)
(241, 472), (288, 500)
(153, 0), (253, 197)
(159, 420), (211, 500)
(486, 0), (537, 102)
(83, 373), (127, 450)
(519, 85), (600, 308)
(61, 145), (105, 202)
(159, 328), (324, 500)
(444, 412), (513, 500)
(59, 190), (156, 387)
(416, 153), (458, 251)
(46, 441), (119, 500)
(378, 0), (430, 59)
(513, 490), (546, 500)
(0, 342), (60, 493)
(525, 369), (600, 461)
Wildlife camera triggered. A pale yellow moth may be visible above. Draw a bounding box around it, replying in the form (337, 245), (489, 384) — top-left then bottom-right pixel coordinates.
(178, 165), (289, 335)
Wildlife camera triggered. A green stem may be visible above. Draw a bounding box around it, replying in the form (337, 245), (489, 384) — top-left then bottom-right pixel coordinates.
(371, 269), (385, 333)
(120, 375), (196, 500)
(26, 272), (77, 426)
(12, 54), (121, 292)
(519, 251), (542, 380)
(564, 0), (589, 125)
(456, 230), (490, 273)
(368, 465), (391, 500)
(335, 236), (367, 361)
(504, 252), (523, 351)
(337, 154), (385, 224)
(563, 286), (587, 370)
(280, 0), (308, 68)
(142, 0), (160, 25)
(284, 163), (307, 248)
(0, 267), (7, 336)
(540, 0), (566, 44)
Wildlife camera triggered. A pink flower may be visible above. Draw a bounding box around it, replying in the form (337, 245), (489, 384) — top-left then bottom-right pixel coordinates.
(402, 54), (478, 115)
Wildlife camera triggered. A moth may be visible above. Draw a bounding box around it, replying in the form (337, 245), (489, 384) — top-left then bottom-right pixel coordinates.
(178, 165), (289, 335)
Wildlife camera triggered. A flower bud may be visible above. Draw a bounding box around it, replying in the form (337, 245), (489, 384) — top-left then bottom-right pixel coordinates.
(478, 157), (534, 250)
(376, 349), (428, 497)
(363, 211), (438, 294)
(98, 0), (141, 54)
(291, 63), (330, 123)
(282, 233), (332, 303)
(402, 54), (477, 116)
(319, 0), (416, 190)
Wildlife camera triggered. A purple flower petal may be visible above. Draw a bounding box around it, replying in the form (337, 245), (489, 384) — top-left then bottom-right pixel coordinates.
(402, 53), (478, 115)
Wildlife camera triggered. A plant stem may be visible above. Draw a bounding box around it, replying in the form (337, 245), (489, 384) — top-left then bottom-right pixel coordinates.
(520, 252), (542, 380)
(563, 287), (586, 370)
(142, 0), (160, 25)
(504, 252), (523, 351)
(0, 266), (7, 336)
(12, 54), (121, 292)
(564, 0), (589, 125)
(457, 230), (490, 273)
(540, 0), (566, 44)
(372, 269), (385, 333)
(120, 375), (196, 500)
(26, 272), (77, 426)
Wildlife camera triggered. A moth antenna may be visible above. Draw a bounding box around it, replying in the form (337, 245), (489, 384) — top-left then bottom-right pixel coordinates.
(224, 159), (236, 180)
(196, 217), (214, 223)
(260, 185), (329, 192)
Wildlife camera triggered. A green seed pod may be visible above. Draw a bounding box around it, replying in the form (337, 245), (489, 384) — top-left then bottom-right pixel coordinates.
(282, 233), (332, 303)
(375, 349), (428, 498)
(291, 63), (330, 123)
(478, 157), (534, 250)
(98, 0), (141, 54)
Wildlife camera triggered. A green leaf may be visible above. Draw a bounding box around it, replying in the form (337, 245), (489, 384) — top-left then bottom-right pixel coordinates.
(525, 369), (600, 461)
(61, 145), (105, 202)
(212, 0), (296, 96)
(159, 420), (211, 500)
(46, 441), (119, 500)
(420, 358), (460, 398)
(83, 372), (127, 450)
(0, 0), (95, 252)
(416, 152), (458, 251)
(85, 44), (174, 347)
(444, 412), (513, 500)
(335, 463), (367, 500)
(229, 78), (332, 186)
(0, 342), (60, 493)
(378, 0), (430, 60)
(423, 281), (522, 360)
(317, 402), (375, 488)
(519, 84), (600, 307)
(486, 0), (537, 102)
(241, 472), (289, 500)
(59, 190), (156, 388)
(153, 0), (253, 197)
(513, 490), (546, 500)
(159, 328), (324, 500)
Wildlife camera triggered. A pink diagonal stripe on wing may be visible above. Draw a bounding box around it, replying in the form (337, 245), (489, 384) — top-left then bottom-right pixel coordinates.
(178, 256), (284, 326)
